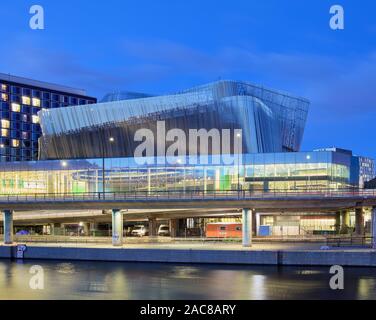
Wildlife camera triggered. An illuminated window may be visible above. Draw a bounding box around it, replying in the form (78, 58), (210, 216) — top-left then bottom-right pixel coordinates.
(1, 84), (7, 91)
(32, 115), (39, 124)
(22, 96), (31, 105)
(1, 93), (8, 101)
(1, 119), (10, 129)
(11, 139), (19, 148)
(32, 98), (41, 107)
(1, 129), (9, 137)
(11, 103), (21, 112)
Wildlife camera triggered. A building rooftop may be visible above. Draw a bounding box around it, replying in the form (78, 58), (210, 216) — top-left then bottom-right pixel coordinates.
(0, 72), (88, 97)
(313, 147), (353, 155)
(100, 91), (154, 102)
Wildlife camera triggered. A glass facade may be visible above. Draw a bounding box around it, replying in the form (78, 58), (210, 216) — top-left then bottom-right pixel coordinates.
(354, 156), (375, 187)
(38, 80), (310, 160)
(0, 151), (362, 196)
(0, 75), (96, 162)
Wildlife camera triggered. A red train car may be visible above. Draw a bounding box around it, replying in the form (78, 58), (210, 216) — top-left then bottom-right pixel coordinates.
(206, 223), (242, 238)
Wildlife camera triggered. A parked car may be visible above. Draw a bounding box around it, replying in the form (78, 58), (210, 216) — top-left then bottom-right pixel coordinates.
(158, 225), (170, 236)
(131, 225), (149, 237)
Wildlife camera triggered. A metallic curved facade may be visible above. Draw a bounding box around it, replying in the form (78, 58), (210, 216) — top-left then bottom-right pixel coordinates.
(38, 80), (310, 160)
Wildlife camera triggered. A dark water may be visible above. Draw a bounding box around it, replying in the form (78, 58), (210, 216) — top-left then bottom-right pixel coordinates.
(0, 259), (375, 300)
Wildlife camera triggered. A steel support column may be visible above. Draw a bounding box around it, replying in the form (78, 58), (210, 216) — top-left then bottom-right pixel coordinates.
(242, 208), (252, 247)
(112, 209), (123, 246)
(355, 207), (365, 236)
(372, 207), (376, 249)
(3, 210), (13, 245)
(340, 210), (350, 234)
(335, 211), (341, 234)
(149, 218), (157, 237)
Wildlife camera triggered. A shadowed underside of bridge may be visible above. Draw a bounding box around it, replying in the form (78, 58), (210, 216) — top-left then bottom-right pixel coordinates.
(0, 196), (375, 212)
(1, 194), (376, 248)
(2, 209), (242, 224)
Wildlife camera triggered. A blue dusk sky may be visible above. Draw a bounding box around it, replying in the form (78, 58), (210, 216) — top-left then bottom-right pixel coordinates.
(0, 0), (375, 158)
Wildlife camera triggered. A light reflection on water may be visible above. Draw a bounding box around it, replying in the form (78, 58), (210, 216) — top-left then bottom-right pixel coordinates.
(0, 259), (375, 300)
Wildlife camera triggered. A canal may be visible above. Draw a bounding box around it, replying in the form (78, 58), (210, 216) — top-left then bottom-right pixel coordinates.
(0, 259), (375, 299)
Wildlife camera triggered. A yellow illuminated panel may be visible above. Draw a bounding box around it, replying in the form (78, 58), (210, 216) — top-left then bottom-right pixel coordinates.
(1, 129), (9, 137)
(11, 103), (20, 112)
(1, 93), (8, 101)
(32, 115), (39, 124)
(22, 96), (31, 105)
(11, 139), (19, 148)
(1, 84), (7, 91)
(32, 98), (41, 107)
(1, 119), (10, 129)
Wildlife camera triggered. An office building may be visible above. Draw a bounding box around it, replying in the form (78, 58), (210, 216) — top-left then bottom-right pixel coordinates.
(0, 73), (96, 161)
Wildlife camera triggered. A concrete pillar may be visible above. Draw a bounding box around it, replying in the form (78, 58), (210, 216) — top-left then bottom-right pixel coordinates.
(255, 212), (260, 236)
(148, 218), (157, 237)
(252, 212), (256, 236)
(372, 207), (376, 249)
(112, 209), (123, 246)
(242, 208), (252, 247)
(335, 211), (341, 234)
(340, 210), (350, 234)
(82, 223), (90, 236)
(3, 210), (13, 245)
(170, 219), (178, 237)
(252, 212), (260, 236)
(49, 223), (55, 236)
(355, 208), (365, 236)
(90, 222), (97, 236)
(53, 223), (62, 236)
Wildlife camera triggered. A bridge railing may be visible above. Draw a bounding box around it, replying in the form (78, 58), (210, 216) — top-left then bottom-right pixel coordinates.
(326, 236), (373, 247)
(0, 188), (375, 202)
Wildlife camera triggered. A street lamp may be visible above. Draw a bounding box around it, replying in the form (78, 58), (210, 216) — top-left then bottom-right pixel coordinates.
(101, 136), (115, 199)
(236, 133), (242, 192)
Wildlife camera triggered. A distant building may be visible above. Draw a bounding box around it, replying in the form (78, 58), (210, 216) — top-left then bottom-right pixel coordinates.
(365, 178), (376, 189)
(0, 73), (96, 161)
(315, 148), (375, 188)
(353, 156), (375, 188)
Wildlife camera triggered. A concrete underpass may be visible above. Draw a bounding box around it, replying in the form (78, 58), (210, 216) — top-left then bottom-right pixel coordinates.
(1, 202), (376, 249)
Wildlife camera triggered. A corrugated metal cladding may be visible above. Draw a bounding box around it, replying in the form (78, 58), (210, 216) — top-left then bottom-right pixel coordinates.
(38, 80), (310, 160)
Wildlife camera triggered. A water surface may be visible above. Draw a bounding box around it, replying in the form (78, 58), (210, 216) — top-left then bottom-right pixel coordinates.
(0, 259), (375, 300)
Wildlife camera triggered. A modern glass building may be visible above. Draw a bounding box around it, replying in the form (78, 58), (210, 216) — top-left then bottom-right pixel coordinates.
(0, 73), (97, 162)
(0, 80), (370, 195)
(38, 80), (310, 160)
(0, 79), (374, 241)
(0, 149), (371, 196)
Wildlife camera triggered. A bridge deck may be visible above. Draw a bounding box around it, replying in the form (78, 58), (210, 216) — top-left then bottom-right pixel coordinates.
(0, 190), (375, 211)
